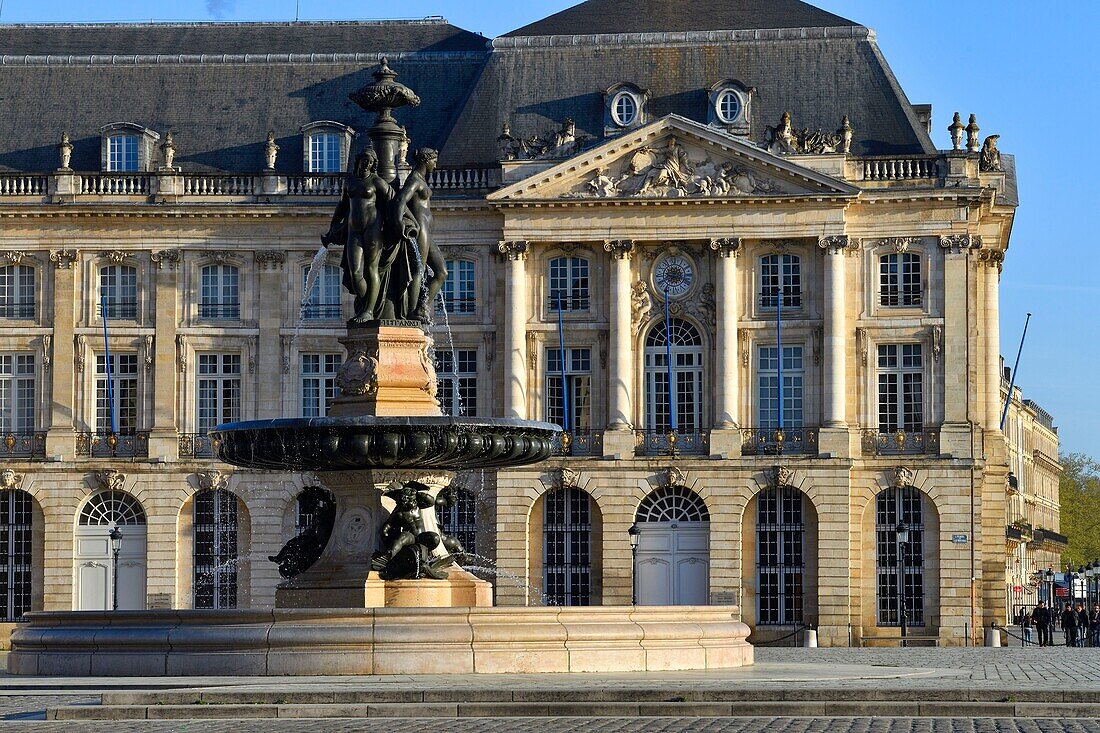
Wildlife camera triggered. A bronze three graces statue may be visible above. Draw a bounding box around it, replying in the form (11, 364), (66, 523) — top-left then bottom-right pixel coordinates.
(322, 146), (445, 324)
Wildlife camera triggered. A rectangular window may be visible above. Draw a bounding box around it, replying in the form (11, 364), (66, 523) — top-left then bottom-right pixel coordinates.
(877, 344), (923, 433)
(0, 354), (35, 433)
(760, 254), (801, 308)
(545, 347), (592, 430)
(106, 135), (140, 172)
(200, 265), (240, 319)
(301, 265), (342, 320)
(309, 133), (343, 173)
(435, 349), (478, 417)
(439, 260), (476, 315)
(757, 346), (804, 429)
(99, 266), (138, 320)
(548, 257), (590, 311)
(880, 253), (922, 307)
(0, 266), (35, 319)
(301, 353), (341, 417)
(197, 354), (241, 432)
(95, 354), (139, 434)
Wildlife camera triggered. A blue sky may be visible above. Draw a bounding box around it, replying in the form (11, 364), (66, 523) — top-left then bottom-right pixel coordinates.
(4, 0), (1095, 454)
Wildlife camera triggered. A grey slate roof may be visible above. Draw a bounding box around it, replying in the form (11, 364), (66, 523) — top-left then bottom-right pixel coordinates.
(504, 0), (857, 37)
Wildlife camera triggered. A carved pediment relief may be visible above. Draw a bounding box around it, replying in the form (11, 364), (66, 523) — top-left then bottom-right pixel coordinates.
(489, 115), (859, 203)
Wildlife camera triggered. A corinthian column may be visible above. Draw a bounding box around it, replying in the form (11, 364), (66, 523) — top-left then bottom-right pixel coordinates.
(602, 240), (636, 459)
(498, 241), (529, 419)
(818, 235), (855, 457)
(979, 248), (1005, 432)
(710, 238), (742, 428)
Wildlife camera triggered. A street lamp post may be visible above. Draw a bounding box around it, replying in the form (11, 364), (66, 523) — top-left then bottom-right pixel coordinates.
(896, 522), (909, 646)
(1044, 568), (1055, 611)
(108, 527), (123, 611)
(628, 523), (640, 606)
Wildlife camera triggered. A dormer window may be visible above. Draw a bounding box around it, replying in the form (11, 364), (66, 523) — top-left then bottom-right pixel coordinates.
(100, 123), (160, 172)
(708, 80), (754, 136)
(301, 122), (356, 174)
(604, 83), (649, 135)
(612, 92), (639, 127)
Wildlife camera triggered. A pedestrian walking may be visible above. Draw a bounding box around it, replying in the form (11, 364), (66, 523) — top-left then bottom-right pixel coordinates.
(1022, 612), (1035, 645)
(1061, 602), (1078, 647)
(1034, 601), (1052, 647)
(1091, 604), (1100, 647)
(1077, 603), (1090, 647)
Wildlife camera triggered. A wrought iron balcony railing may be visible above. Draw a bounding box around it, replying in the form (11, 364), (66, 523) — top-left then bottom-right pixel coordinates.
(178, 432), (216, 459)
(740, 427), (819, 456)
(552, 429), (603, 457)
(436, 297), (476, 315)
(300, 303), (343, 320)
(0, 302), (35, 319)
(860, 428), (939, 456)
(548, 295), (591, 312)
(75, 431), (149, 459)
(198, 302), (241, 320)
(634, 429), (709, 456)
(0, 432), (46, 459)
(96, 301), (138, 320)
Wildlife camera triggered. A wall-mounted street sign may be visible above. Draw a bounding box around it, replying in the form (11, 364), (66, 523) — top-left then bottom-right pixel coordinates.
(952, 534), (968, 544)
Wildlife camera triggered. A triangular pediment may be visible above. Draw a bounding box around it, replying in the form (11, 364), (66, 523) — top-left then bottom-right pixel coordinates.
(488, 115), (860, 203)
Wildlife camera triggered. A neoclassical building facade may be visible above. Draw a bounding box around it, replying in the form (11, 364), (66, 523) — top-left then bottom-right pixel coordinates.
(0, 0), (1061, 647)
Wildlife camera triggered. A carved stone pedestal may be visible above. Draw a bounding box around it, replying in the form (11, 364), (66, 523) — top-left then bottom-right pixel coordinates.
(364, 569), (492, 608)
(329, 323), (440, 418)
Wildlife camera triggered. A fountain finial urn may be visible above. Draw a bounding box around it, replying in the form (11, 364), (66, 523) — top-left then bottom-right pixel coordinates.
(350, 57), (421, 183)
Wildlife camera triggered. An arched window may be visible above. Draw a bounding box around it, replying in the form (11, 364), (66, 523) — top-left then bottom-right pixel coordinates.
(643, 319), (704, 434)
(760, 254), (801, 309)
(636, 486), (709, 523)
(880, 253), (922, 307)
(548, 256), (589, 312)
(875, 487), (925, 627)
(439, 488), (477, 556)
(99, 265), (138, 320)
(200, 264), (240, 320)
(544, 487), (591, 606)
(302, 264), (342, 320)
(194, 489), (238, 610)
(0, 264), (35, 319)
(757, 487), (805, 625)
(78, 490), (146, 526)
(1, 489), (33, 621)
(440, 259), (476, 315)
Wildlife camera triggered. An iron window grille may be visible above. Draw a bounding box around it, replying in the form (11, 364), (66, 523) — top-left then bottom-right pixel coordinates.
(194, 489), (238, 610)
(636, 486), (709, 523)
(757, 487), (805, 625)
(1, 489), (33, 622)
(78, 490), (146, 526)
(439, 488), (477, 557)
(875, 487), (925, 627)
(544, 487), (592, 606)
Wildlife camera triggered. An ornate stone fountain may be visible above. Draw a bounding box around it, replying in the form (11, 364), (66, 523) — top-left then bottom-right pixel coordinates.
(8, 60), (751, 676)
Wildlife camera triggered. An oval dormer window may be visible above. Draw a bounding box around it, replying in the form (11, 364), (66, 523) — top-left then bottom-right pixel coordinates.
(611, 92), (639, 127)
(715, 89), (744, 125)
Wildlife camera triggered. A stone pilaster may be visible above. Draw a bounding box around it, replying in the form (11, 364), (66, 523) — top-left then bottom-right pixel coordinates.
(818, 235), (856, 457)
(498, 241), (529, 420)
(46, 250), (78, 459)
(602, 239), (635, 459)
(254, 250), (286, 419)
(939, 234), (982, 457)
(148, 249), (181, 460)
(709, 237), (742, 458)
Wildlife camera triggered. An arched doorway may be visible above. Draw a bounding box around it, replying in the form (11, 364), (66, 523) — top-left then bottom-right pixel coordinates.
(194, 489), (240, 609)
(542, 487), (593, 606)
(875, 487), (925, 628)
(1, 489), (35, 621)
(74, 490), (147, 610)
(634, 486), (710, 605)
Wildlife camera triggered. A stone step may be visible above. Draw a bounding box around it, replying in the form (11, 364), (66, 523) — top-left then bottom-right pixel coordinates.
(48, 700), (1100, 721)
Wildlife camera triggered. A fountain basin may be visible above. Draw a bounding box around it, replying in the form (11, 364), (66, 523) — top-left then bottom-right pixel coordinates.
(210, 416), (560, 471)
(9, 606), (752, 676)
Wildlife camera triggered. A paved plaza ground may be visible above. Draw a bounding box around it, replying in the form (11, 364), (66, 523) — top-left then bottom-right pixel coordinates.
(1, 648), (1099, 730)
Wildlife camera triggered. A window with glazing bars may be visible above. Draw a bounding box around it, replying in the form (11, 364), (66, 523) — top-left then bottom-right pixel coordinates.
(545, 347), (592, 430)
(757, 346), (804, 429)
(302, 264), (342, 319)
(875, 487), (925, 626)
(439, 488), (477, 557)
(543, 488), (592, 606)
(439, 259), (476, 315)
(435, 349), (477, 417)
(760, 254), (801, 308)
(880, 253), (922, 307)
(0, 265), (35, 319)
(877, 344), (923, 433)
(95, 354), (138, 434)
(0, 354), (35, 434)
(1, 490), (32, 622)
(309, 133), (343, 173)
(643, 319), (703, 433)
(99, 265), (138, 319)
(756, 487), (805, 625)
(194, 489), (238, 610)
(106, 135), (139, 172)
(301, 353), (341, 417)
(197, 354), (241, 433)
(200, 265), (240, 319)
(548, 257), (590, 311)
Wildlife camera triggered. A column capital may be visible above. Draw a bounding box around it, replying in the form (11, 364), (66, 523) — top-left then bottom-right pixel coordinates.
(977, 249), (1004, 272)
(708, 237), (743, 257)
(938, 233), (983, 253)
(150, 248), (182, 270)
(497, 240), (529, 261)
(602, 239), (636, 259)
(49, 249), (78, 269)
(817, 235), (860, 254)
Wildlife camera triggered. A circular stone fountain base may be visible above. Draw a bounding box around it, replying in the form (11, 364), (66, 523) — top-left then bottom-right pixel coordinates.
(9, 606), (752, 676)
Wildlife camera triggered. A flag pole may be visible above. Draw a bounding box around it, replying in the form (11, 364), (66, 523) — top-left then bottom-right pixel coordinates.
(776, 281), (783, 438)
(999, 312), (1032, 431)
(664, 287), (677, 440)
(100, 292), (118, 436)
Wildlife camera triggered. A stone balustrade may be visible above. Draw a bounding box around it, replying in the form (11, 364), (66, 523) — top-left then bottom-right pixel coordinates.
(861, 155), (943, 181)
(182, 174), (256, 196)
(0, 173), (47, 196)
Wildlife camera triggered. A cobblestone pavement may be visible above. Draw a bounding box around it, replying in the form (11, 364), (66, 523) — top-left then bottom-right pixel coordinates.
(1, 718), (1100, 732)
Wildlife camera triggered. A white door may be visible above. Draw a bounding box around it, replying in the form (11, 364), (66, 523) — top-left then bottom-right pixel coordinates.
(636, 522), (709, 605)
(73, 526), (147, 611)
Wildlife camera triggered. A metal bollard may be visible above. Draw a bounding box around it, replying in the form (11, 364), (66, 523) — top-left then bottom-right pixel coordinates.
(803, 629), (818, 648)
(984, 624), (1002, 647)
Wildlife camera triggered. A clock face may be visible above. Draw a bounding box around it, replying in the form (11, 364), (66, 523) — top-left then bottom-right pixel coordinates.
(653, 254), (695, 298)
